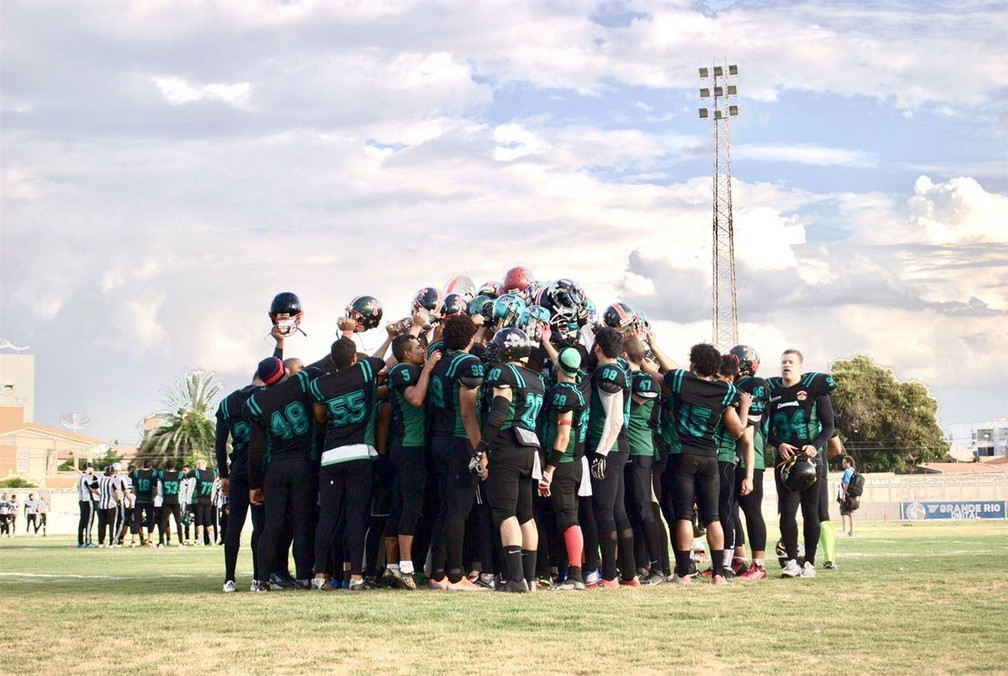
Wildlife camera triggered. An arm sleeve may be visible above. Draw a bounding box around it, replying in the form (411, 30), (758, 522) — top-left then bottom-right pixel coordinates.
(214, 416), (230, 479)
(478, 395), (511, 451)
(810, 394), (835, 450)
(594, 389), (624, 456)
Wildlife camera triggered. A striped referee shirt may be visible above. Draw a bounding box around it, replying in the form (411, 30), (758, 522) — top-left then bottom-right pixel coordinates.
(96, 474), (119, 510)
(77, 473), (96, 502)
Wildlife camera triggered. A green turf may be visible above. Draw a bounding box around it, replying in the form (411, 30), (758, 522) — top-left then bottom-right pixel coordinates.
(1, 521), (1006, 674)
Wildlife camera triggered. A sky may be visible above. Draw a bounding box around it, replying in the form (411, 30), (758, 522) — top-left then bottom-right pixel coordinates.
(2, 0), (1006, 447)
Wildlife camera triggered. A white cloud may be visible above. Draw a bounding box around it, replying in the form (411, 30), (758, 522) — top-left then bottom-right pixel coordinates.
(154, 76), (251, 108)
(734, 144), (876, 168)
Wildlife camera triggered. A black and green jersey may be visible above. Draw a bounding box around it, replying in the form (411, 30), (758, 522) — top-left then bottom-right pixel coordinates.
(588, 362), (631, 453)
(429, 350), (484, 438)
(157, 470), (182, 505)
(628, 370), (660, 457)
(215, 385), (257, 479)
(664, 369), (741, 457)
(186, 469), (215, 505)
(387, 362), (427, 448)
(484, 362), (546, 438)
(735, 375), (769, 470)
(310, 356), (385, 463)
(244, 366), (323, 469)
(659, 395), (683, 456)
(542, 381), (588, 465)
(766, 372), (836, 457)
(130, 468), (155, 503)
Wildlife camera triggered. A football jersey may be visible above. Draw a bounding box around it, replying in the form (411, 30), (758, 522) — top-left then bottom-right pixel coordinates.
(387, 362), (427, 448)
(244, 367), (323, 465)
(157, 470), (183, 505)
(627, 370), (660, 457)
(131, 469), (156, 503)
(215, 385), (257, 479)
(766, 372), (836, 454)
(587, 361), (631, 453)
(735, 375), (769, 470)
(429, 351), (484, 438)
(484, 362), (546, 441)
(309, 355), (385, 465)
(187, 469), (215, 505)
(664, 369), (741, 457)
(542, 380), (588, 465)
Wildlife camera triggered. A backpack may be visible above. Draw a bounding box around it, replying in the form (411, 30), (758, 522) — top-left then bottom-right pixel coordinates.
(847, 471), (865, 498)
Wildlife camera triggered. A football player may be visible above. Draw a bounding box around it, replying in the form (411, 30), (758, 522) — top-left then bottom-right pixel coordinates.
(622, 337), (667, 584)
(383, 333), (442, 589)
(586, 326), (639, 588)
(246, 355), (321, 590)
(309, 338), (388, 591)
(426, 315), (485, 590)
(155, 460), (185, 547)
(766, 349), (837, 578)
(474, 328), (546, 592)
(727, 345), (770, 580)
(539, 347), (590, 590)
(652, 343), (746, 585)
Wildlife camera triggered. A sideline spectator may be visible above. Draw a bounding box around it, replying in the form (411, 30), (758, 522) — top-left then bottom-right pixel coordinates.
(839, 455), (858, 538)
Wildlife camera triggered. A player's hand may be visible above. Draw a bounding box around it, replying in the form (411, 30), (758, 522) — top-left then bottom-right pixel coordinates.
(471, 314), (485, 327)
(423, 351), (442, 372)
(338, 316), (357, 335)
(220, 478), (229, 497)
(538, 471), (552, 497)
(803, 444), (817, 458)
(270, 325), (286, 344)
(740, 477), (753, 496)
(540, 325), (552, 345)
(645, 328), (656, 346)
(778, 443), (798, 460)
(385, 322), (398, 337)
(469, 451), (485, 478)
(591, 454), (607, 480)
(739, 392), (752, 409)
(249, 488), (264, 506)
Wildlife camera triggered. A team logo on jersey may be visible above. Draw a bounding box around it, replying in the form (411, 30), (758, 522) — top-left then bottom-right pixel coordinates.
(796, 390), (808, 401)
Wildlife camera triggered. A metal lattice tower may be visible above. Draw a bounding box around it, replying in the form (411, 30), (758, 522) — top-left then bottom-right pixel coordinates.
(698, 61), (739, 351)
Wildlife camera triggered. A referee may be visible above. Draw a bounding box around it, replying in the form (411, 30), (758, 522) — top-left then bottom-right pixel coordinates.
(77, 463), (98, 548)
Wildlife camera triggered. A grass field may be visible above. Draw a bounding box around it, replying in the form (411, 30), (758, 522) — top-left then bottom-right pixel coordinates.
(1, 521), (1007, 675)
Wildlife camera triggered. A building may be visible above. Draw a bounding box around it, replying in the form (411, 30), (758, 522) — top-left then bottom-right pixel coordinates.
(945, 419), (1008, 459)
(0, 350), (102, 487)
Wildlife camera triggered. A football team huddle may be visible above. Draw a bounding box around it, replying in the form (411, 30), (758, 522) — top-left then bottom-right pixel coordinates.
(215, 267), (838, 593)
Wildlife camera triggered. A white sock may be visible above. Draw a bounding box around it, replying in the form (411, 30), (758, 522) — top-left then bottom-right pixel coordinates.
(400, 560), (414, 575)
(387, 563), (399, 573)
(724, 550), (733, 566)
(754, 558), (764, 568)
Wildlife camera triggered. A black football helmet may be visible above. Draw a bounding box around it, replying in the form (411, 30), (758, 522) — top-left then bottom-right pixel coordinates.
(603, 302), (643, 335)
(780, 455), (817, 491)
(269, 292), (304, 336)
(412, 286), (443, 324)
(345, 295), (383, 332)
(489, 327), (531, 363)
(729, 344), (761, 378)
(441, 293), (468, 318)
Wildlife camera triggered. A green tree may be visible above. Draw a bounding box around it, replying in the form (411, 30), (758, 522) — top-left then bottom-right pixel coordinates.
(830, 355), (948, 473)
(138, 369), (222, 467)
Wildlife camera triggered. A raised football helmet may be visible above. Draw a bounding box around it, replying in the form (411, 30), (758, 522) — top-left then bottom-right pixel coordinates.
(441, 293), (468, 318)
(468, 294), (496, 323)
(493, 293), (527, 328)
(477, 280), (499, 299)
(780, 455), (817, 492)
(489, 327), (532, 364)
(517, 305), (551, 343)
(443, 276), (477, 302)
(499, 266), (536, 299)
(729, 344), (761, 378)
(412, 286), (443, 325)
(269, 292), (304, 336)
(603, 302), (642, 334)
(345, 295), (383, 332)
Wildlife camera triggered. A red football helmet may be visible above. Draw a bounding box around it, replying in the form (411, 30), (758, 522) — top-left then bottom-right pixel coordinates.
(500, 266), (535, 299)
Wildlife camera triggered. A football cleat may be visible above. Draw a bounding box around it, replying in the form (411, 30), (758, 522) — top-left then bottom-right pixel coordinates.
(712, 574), (729, 586)
(670, 574), (692, 586)
(554, 579), (586, 591)
(446, 577), (488, 591)
(499, 579), (530, 593)
(739, 563), (767, 580)
(801, 562), (817, 578)
(781, 559), (802, 578)
(824, 561), (838, 570)
(222, 580), (237, 593)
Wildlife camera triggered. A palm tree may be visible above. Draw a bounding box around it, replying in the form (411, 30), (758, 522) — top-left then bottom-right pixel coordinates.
(139, 369), (223, 467)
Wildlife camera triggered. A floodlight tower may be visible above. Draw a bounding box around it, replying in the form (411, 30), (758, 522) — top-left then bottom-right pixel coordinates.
(698, 61), (740, 350)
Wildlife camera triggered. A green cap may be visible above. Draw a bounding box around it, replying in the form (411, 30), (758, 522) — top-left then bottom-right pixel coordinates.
(558, 348), (581, 377)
